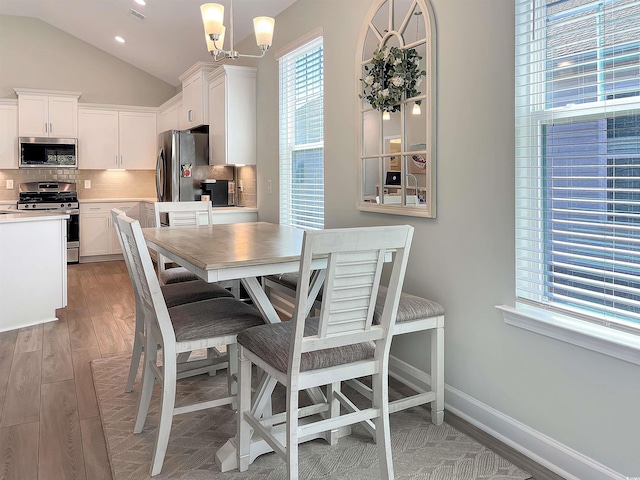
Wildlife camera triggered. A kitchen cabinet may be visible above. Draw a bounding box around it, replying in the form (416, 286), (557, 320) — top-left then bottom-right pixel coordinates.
(0, 214), (67, 331)
(207, 65), (257, 165)
(78, 108), (157, 169)
(15, 89), (80, 138)
(80, 202), (139, 258)
(0, 102), (18, 169)
(179, 62), (214, 130)
(157, 93), (182, 134)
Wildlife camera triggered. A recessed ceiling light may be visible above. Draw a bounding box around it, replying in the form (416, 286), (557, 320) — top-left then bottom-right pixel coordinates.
(134, 0), (146, 5)
(115, 36), (126, 44)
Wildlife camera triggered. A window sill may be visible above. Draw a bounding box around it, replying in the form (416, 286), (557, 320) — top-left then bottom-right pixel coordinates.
(496, 304), (640, 366)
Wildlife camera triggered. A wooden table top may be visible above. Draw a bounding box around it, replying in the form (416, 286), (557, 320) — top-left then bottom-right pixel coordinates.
(142, 222), (306, 273)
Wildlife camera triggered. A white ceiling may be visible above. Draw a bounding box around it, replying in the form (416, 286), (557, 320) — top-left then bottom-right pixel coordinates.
(0, 0), (297, 86)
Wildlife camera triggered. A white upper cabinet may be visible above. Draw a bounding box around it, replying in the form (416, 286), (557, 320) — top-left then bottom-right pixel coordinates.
(157, 93), (182, 134)
(207, 65), (257, 165)
(179, 62), (215, 130)
(0, 103), (18, 169)
(15, 88), (80, 138)
(78, 109), (118, 169)
(119, 111), (157, 169)
(78, 107), (157, 170)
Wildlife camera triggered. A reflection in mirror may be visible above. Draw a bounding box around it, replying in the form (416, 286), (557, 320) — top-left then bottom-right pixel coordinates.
(362, 157), (381, 203)
(356, 0), (437, 218)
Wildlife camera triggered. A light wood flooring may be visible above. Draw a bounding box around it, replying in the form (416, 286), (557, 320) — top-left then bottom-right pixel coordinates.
(0, 260), (562, 480)
(0, 261), (134, 480)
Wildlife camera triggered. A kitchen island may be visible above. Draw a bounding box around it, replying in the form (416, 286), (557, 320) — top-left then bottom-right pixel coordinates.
(0, 211), (68, 332)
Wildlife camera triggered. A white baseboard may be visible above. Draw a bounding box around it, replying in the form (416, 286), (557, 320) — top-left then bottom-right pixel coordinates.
(388, 354), (626, 480)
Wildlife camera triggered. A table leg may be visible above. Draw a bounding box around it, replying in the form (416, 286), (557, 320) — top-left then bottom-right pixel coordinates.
(241, 277), (281, 324)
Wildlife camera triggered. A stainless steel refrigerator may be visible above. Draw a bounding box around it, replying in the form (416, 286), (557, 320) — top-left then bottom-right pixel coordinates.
(156, 129), (209, 202)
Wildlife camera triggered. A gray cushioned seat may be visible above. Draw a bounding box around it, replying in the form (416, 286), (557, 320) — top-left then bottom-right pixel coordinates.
(160, 267), (200, 285)
(374, 286), (445, 324)
(161, 280), (234, 308)
(267, 274), (445, 323)
(168, 297), (265, 342)
(237, 318), (375, 373)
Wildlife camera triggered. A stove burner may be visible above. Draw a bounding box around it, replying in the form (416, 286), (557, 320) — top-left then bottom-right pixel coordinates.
(18, 181), (78, 210)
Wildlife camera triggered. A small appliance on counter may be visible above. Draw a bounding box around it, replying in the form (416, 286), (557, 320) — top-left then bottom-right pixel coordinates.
(201, 179), (235, 207)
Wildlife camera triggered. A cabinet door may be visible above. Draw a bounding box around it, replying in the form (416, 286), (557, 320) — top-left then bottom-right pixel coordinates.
(226, 73), (256, 165)
(208, 67), (257, 165)
(182, 74), (204, 128)
(209, 79), (227, 165)
(0, 104), (18, 169)
(80, 213), (111, 256)
(158, 103), (180, 134)
(118, 111), (157, 169)
(78, 109), (119, 169)
(18, 95), (48, 137)
(48, 96), (78, 138)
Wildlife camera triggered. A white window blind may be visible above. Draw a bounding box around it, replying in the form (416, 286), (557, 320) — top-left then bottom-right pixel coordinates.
(279, 36), (324, 229)
(515, 0), (640, 334)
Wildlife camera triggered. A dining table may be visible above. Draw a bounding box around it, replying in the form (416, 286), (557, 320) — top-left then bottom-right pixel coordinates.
(142, 221), (327, 325)
(142, 221), (334, 471)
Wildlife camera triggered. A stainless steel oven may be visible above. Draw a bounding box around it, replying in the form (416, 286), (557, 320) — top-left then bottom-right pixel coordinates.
(18, 182), (80, 264)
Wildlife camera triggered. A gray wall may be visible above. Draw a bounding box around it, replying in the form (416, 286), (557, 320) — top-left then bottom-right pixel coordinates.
(0, 15), (176, 106)
(249, 0), (639, 476)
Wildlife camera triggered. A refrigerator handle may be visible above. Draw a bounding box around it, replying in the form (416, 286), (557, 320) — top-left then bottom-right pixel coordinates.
(156, 148), (164, 201)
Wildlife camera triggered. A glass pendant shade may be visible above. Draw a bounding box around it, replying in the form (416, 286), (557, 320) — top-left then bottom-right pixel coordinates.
(253, 17), (275, 48)
(412, 103), (421, 115)
(201, 3), (225, 37)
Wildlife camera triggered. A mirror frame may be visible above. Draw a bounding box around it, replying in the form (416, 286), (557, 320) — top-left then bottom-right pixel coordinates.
(356, 0), (437, 218)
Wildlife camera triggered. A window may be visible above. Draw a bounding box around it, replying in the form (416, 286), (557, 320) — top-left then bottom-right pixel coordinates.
(278, 35), (324, 229)
(515, 0), (640, 335)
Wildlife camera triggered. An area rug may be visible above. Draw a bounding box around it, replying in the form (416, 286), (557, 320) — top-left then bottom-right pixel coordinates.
(91, 355), (531, 480)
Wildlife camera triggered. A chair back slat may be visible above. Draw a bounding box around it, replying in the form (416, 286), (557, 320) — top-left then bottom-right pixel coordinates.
(289, 225), (413, 372)
(154, 201), (213, 227)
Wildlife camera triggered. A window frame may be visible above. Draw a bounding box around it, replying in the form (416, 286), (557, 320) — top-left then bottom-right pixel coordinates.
(504, 0), (640, 363)
(277, 32), (325, 230)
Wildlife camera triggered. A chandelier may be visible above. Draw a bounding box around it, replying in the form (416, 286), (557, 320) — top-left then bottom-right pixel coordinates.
(201, 1), (275, 62)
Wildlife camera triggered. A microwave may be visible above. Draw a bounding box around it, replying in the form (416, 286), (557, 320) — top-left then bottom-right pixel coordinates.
(19, 137), (77, 168)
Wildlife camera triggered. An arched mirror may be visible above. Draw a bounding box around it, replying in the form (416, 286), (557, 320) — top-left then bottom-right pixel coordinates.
(356, 0), (437, 217)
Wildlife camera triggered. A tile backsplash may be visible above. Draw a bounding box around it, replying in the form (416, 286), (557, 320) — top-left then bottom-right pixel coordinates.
(0, 166), (257, 207)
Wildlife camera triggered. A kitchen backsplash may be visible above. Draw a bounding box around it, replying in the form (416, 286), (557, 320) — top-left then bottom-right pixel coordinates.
(0, 165), (257, 207)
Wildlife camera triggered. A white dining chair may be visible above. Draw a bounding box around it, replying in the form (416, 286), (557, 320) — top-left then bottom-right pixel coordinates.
(153, 201), (213, 285)
(111, 208), (235, 394)
(114, 211), (266, 476)
(236, 224), (414, 479)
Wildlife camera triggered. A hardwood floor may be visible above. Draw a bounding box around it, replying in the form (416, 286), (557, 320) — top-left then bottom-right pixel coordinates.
(0, 261), (131, 480)
(0, 260), (555, 480)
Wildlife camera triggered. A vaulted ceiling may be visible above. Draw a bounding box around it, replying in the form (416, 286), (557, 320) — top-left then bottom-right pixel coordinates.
(0, 0), (297, 86)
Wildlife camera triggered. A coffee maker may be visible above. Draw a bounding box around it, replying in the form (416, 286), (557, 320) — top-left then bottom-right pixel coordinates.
(201, 179), (234, 206)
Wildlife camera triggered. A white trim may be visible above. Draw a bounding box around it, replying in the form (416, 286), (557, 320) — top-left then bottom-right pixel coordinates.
(77, 103), (159, 113)
(388, 354), (627, 480)
(14, 87), (82, 98)
(497, 305), (640, 366)
(445, 384), (628, 480)
(274, 26), (323, 60)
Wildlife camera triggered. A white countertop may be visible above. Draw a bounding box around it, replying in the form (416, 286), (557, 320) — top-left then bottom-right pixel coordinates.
(78, 198), (257, 212)
(79, 198), (157, 203)
(0, 210), (70, 224)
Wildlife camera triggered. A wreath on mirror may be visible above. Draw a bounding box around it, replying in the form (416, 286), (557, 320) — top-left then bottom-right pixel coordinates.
(361, 45), (426, 113)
